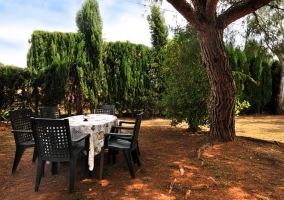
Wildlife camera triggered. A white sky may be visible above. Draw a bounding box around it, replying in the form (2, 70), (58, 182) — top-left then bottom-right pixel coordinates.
(0, 0), (186, 68)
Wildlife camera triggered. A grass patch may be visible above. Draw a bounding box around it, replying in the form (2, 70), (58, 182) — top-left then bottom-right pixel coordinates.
(214, 171), (224, 178)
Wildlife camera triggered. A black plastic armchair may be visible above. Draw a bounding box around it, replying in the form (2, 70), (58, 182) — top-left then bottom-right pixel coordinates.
(104, 112), (143, 179)
(40, 106), (60, 119)
(95, 105), (115, 115)
(114, 109), (144, 155)
(9, 109), (37, 174)
(30, 117), (90, 193)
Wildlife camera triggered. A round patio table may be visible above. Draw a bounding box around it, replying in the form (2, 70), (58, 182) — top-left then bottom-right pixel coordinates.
(66, 114), (117, 171)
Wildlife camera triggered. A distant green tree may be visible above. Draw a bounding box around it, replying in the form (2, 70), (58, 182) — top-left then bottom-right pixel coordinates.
(103, 41), (150, 117)
(243, 40), (272, 114)
(261, 61), (272, 113)
(27, 31), (88, 115)
(76, 0), (106, 111)
(246, 1), (284, 114)
(162, 25), (210, 132)
(264, 61), (281, 114)
(0, 66), (31, 116)
(147, 5), (168, 116)
(226, 44), (251, 115)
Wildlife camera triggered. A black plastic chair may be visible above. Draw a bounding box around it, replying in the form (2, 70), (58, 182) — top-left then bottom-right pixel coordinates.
(30, 117), (90, 193)
(95, 105), (115, 115)
(104, 112), (143, 179)
(114, 109), (144, 155)
(40, 106), (60, 119)
(9, 109), (37, 174)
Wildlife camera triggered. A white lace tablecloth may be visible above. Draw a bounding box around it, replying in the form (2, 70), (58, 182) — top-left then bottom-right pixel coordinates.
(66, 114), (117, 171)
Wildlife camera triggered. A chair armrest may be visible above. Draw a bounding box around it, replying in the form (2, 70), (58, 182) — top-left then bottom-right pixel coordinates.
(112, 126), (134, 130)
(105, 132), (132, 137)
(111, 125), (134, 133)
(119, 121), (135, 126)
(72, 134), (90, 143)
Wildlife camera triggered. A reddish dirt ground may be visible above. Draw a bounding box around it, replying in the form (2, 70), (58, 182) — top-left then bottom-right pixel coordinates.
(0, 116), (284, 200)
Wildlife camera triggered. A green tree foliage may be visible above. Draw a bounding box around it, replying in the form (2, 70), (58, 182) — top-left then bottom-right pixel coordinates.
(27, 31), (88, 115)
(147, 5), (168, 50)
(76, 0), (106, 109)
(226, 40), (272, 114)
(225, 40), (275, 115)
(246, 0), (284, 113)
(226, 44), (252, 115)
(147, 5), (168, 116)
(264, 60), (281, 114)
(162, 25), (210, 132)
(261, 61), (272, 113)
(103, 41), (150, 117)
(243, 40), (272, 114)
(0, 66), (31, 116)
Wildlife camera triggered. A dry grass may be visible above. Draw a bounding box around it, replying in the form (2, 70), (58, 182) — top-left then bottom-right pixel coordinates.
(235, 115), (284, 142)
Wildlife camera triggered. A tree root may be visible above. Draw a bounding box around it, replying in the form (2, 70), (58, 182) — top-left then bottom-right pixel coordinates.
(253, 150), (284, 164)
(238, 136), (284, 148)
(197, 142), (211, 159)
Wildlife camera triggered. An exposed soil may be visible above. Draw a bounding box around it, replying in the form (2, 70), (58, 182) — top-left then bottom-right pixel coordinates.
(0, 116), (284, 200)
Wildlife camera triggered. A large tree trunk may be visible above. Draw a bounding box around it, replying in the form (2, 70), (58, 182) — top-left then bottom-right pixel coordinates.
(277, 55), (284, 114)
(197, 27), (237, 142)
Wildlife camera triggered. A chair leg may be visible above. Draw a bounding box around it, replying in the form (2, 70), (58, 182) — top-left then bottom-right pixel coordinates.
(51, 162), (58, 175)
(69, 156), (79, 193)
(131, 149), (141, 167)
(32, 147), (37, 162)
(122, 149), (135, 179)
(12, 146), (26, 174)
(134, 149), (141, 167)
(35, 160), (45, 192)
(137, 142), (141, 156)
(131, 150), (137, 163)
(107, 149), (111, 164)
(107, 149), (116, 164)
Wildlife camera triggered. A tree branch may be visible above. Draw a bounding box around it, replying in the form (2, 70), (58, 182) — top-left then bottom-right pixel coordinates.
(166, 0), (199, 28)
(267, 3), (284, 11)
(251, 12), (275, 54)
(206, 0), (218, 20)
(192, 0), (206, 10)
(218, 0), (274, 28)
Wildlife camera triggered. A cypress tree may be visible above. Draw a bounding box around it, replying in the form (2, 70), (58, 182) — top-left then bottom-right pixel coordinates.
(76, 0), (106, 112)
(147, 5), (168, 116)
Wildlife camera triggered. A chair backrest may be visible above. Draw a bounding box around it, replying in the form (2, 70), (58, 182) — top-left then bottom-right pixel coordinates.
(9, 109), (34, 143)
(30, 118), (73, 162)
(40, 106), (60, 119)
(136, 109), (144, 115)
(130, 112), (143, 150)
(95, 105), (115, 115)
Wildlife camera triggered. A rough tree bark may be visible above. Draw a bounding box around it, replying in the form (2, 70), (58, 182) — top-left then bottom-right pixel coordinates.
(197, 27), (236, 141)
(166, 0), (274, 142)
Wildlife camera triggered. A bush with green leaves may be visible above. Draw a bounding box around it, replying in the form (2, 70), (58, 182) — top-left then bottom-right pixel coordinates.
(162, 25), (210, 132)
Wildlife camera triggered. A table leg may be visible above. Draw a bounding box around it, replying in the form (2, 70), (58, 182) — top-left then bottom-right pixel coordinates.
(99, 146), (104, 179)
